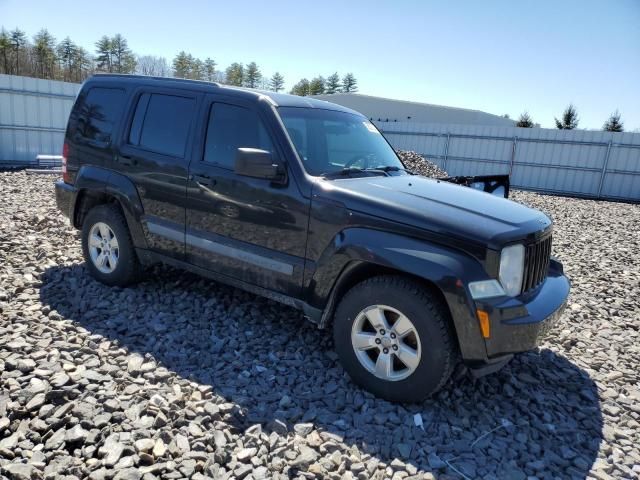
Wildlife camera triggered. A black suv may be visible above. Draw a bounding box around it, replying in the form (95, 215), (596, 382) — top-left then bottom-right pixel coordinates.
(55, 74), (570, 402)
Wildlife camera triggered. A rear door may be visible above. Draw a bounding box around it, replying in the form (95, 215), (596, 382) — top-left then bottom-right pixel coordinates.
(184, 95), (309, 296)
(117, 88), (201, 259)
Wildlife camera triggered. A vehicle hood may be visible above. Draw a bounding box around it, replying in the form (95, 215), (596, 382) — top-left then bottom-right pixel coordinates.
(317, 175), (552, 248)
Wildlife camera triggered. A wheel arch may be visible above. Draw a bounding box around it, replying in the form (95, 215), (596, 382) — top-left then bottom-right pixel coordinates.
(72, 166), (147, 249)
(310, 228), (490, 362)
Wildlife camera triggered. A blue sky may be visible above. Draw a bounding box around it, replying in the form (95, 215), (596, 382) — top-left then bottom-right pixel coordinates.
(3, 0), (639, 130)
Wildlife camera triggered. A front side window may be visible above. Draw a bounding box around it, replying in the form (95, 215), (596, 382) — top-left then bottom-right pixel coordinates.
(204, 103), (274, 168)
(278, 107), (403, 176)
(128, 93), (195, 157)
(75, 87), (126, 143)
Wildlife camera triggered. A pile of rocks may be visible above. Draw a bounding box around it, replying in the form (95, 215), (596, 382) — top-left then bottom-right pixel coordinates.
(395, 151), (448, 178)
(0, 171), (639, 479)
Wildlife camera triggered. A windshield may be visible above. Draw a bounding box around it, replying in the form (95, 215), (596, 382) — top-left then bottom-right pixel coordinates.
(278, 107), (405, 176)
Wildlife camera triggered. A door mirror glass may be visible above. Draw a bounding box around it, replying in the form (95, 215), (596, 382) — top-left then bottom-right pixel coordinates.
(235, 148), (282, 180)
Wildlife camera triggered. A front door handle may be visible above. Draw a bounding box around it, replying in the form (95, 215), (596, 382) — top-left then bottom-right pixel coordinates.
(191, 174), (216, 186)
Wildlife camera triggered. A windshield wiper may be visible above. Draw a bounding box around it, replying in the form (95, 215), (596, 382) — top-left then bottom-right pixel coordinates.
(321, 167), (389, 179)
(368, 165), (415, 175)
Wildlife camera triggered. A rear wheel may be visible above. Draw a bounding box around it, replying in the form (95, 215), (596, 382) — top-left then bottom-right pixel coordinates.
(81, 204), (141, 287)
(333, 275), (457, 402)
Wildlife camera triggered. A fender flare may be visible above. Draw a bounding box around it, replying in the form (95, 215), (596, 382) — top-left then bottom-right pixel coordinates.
(306, 227), (490, 361)
(73, 166), (147, 249)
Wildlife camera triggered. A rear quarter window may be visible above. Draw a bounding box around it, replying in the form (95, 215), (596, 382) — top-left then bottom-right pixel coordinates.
(73, 87), (126, 143)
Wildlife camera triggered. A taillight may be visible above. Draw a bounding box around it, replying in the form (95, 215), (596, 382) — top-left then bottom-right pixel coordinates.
(62, 142), (70, 183)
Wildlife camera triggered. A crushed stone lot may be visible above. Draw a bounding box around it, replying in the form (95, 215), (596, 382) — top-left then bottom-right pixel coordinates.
(1, 170), (639, 480)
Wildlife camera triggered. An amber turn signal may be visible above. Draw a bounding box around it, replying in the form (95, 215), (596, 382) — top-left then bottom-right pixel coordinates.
(477, 310), (490, 338)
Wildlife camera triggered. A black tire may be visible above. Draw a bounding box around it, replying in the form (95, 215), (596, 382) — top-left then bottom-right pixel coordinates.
(81, 204), (142, 287)
(333, 275), (457, 403)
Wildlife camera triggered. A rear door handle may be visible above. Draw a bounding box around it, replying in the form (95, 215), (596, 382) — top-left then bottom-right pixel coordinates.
(191, 174), (216, 186)
(117, 154), (136, 166)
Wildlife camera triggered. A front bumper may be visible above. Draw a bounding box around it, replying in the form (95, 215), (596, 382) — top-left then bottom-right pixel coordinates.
(466, 258), (570, 373)
(55, 180), (76, 221)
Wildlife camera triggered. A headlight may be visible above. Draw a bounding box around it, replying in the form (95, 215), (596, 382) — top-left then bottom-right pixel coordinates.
(499, 244), (525, 297)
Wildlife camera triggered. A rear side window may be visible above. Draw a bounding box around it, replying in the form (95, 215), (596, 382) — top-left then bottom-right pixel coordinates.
(74, 87), (126, 143)
(128, 93), (195, 157)
(204, 103), (273, 168)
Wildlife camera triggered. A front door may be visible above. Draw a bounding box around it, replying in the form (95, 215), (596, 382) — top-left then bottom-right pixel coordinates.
(185, 96), (309, 296)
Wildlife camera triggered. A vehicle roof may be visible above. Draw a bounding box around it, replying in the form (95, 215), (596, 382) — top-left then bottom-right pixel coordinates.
(87, 74), (362, 116)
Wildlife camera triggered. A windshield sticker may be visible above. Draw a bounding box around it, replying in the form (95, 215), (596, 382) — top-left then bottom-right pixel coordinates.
(363, 121), (380, 134)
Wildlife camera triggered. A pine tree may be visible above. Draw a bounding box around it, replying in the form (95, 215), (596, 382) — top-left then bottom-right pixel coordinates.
(325, 72), (341, 94)
(70, 47), (92, 82)
(603, 110), (624, 132)
(244, 62), (261, 88)
(111, 34), (135, 73)
(0, 29), (10, 74)
(204, 58), (217, 82)
(33, 29), (57, 79)
(190, 57), (204, 80)
(57, 37), (78, 81)
(342, 73), (357, 93)
(268, 72), (285, 92)
(516, 112), (534, 128)
(309, 76), (325, 95)
(95, 36), (113, 72)
(290, 78), (310, 96)
(554, 104), (579, 130)
(10, 29), (28, 75)
(172, 51), (191, 78)
(225, 63), (244, 86)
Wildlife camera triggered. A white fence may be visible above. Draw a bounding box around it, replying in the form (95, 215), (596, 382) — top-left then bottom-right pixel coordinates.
(376, 122), (640, 202)
(1, 75), (639, 202)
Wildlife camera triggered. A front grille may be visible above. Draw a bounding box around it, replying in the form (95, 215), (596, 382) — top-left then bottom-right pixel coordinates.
(522, 235), (552, 292)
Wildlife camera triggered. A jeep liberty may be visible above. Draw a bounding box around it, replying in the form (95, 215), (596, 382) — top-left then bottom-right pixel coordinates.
(55, 75), (570, 402)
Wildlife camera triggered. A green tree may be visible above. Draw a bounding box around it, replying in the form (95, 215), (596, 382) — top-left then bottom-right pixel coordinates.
(191, 57), (204, 80)
(325, 72), (341, 94)
(57, 37), (78, 81)
(555, 104), (579, 130)
(111, 34), (135, 73)
(342, 73), (357, 93)
(290, 78), (310, 96)
(95, 35), (113, 72)
(0, 29), (10, 74)
(309, 76), (325, 95)
(603, 110), (624, 132)
(244, 61), (261, 88)
(268, 72), (285, 92)
(172, 51), (191, 78)
(516, 111), (534, 128)
(203, 57), (217, 82)
(225, 62), (244, 86)
(72, 47), (93, 82)
(32, 29), (57, 79)
(10, 28), (28, 75)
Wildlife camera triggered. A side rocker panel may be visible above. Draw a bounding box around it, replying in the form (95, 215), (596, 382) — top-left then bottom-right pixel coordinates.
(307, 228), (491, 362)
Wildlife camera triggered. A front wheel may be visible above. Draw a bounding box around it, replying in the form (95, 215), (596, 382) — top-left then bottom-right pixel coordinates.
(333, 275), (457, 402)
(81, 204), (142, 287)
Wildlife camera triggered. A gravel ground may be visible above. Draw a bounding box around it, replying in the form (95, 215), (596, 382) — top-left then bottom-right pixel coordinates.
(396, 151), (448, 178)
(1, 170), (639, 480)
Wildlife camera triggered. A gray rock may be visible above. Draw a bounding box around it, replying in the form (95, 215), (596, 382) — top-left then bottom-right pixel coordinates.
(2, 463), (33, 480)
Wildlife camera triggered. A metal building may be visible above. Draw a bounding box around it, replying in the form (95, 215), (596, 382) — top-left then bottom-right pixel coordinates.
(311, 93), (515, 127)
(0, 74), (78, 166)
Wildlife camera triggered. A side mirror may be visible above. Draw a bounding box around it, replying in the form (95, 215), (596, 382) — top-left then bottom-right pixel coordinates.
(235, 148), (282, 180)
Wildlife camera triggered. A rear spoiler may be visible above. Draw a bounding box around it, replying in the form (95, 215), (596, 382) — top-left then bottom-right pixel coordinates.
(440, 174), (510, 199)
